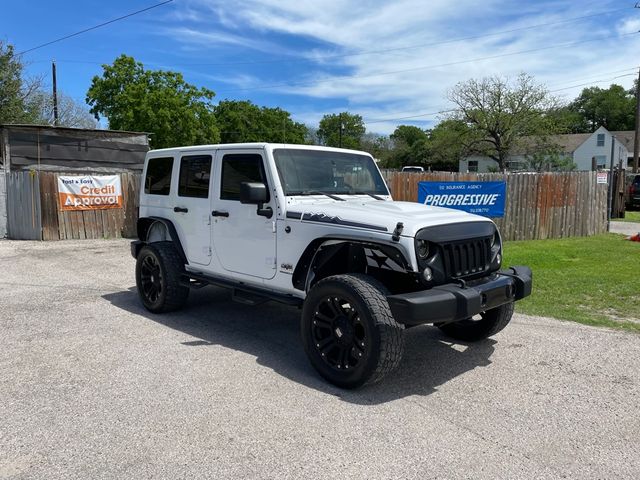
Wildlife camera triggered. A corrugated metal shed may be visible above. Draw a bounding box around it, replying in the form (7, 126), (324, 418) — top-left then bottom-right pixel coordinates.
(1, 124), (149, 172)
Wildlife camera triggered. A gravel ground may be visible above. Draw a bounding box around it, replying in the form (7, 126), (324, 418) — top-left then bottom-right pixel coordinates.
(1, 239), (639, 479)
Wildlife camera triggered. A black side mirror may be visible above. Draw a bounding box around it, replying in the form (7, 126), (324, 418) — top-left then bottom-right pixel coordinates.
(240, 182), (268, 204)
(239, 182), (272, 218)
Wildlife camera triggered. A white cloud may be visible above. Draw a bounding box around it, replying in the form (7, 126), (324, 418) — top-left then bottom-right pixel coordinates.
(165, 0), (640, 134)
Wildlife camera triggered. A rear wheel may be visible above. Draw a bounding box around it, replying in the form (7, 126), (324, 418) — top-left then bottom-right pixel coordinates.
(438, 302), (514, 342)
(135, 242), (189, 313)
(301, 274), (404, 389)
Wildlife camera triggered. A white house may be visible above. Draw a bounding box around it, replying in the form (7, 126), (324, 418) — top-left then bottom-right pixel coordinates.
(459, 126), (633, 172)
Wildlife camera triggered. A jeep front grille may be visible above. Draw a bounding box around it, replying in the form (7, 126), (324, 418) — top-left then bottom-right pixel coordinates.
(441, 238), (492, 278)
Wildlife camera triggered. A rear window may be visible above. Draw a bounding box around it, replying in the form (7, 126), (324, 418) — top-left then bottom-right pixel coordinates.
(144, 157), (173, 195)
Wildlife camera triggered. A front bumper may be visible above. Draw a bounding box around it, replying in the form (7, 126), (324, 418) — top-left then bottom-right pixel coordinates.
(387, 266), (532, 326)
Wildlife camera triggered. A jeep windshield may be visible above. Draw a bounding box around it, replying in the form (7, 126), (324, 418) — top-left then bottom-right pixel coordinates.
(273, 148), (389, 197)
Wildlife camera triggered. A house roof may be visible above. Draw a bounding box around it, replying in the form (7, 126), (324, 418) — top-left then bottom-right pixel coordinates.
(513, 129), (636, 155)
(611, 131), (635, 154)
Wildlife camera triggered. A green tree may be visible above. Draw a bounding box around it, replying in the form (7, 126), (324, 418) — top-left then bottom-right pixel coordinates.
(86, 55), (219, 148)
(427, 119), (476, 170)
(214, 100), (307, 143)
(447, 73), (558, 170)
(0, 41), (42, 124)
(544, 106), (588, 134)
(390, 125), (428, 147)
(567, 84), (635, 132)
(317, 112), (365, 149)
(385, 125), (429, 168)
(360, 133), (393, 162)
(525, 142), (576, 172)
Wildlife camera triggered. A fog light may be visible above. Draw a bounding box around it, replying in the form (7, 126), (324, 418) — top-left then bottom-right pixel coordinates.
(423, 267), (433, 282)
(496, 253), (502, 266)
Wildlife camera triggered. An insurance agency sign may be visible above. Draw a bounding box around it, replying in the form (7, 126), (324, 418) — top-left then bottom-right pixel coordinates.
(58, 175), (123, 211)
(418, 181), (506, 218)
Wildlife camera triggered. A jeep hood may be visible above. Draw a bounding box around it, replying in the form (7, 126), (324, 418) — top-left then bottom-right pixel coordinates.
(285, 197), (494, 237)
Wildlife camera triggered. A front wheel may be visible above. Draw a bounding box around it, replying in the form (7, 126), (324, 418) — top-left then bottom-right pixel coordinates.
(301, 274), (404, 389)
(135, 241), (189, 313)
(438, 302), (514, 342)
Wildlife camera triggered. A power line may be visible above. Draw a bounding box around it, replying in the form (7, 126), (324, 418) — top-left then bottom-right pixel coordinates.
(29, 6), (633, 68)
(17, 0), (174, 55)
(550, 73), (637, 92)
(214, 31), (640, 95)
(361, 69), (640, 124)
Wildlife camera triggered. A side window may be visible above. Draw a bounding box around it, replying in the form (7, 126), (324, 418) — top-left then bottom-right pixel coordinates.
(220, 154), (269, 201)
(144, 157), (174, 195)
(178, 154), (212, 198)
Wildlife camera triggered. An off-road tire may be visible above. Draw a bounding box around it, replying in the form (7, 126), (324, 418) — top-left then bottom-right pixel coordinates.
(301, 274), (404, 389)
(135, 241), (189, 313)
(438, 302), (514, 342)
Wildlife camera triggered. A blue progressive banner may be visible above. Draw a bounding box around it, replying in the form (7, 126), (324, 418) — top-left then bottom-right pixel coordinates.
(417, 181), (506, 218)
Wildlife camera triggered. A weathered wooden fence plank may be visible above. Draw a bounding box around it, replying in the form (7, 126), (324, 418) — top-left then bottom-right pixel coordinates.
(381, 170), (608, 241)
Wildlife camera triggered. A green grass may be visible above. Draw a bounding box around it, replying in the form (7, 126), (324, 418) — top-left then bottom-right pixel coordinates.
(616, 210), (640, 223)
(503, 234), (640, 333)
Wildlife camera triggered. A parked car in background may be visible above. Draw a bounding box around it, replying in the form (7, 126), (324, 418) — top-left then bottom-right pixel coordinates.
(401, 166), (425, 172)
(627, 175), (640, 210)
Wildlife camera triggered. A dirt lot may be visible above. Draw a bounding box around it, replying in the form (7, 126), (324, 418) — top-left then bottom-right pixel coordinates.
(1, 239), (639, 479)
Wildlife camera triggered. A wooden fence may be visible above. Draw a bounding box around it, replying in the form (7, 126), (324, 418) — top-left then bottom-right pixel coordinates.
(6, 171), (141, 240)
(382, 171), (608, 241)
(7, 169), (609, 242)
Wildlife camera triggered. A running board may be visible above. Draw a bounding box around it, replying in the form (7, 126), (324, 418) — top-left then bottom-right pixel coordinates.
(181, 271), (303, 307)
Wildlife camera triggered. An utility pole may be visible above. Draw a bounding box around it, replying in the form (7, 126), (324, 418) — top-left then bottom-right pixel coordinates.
(633, 66), (640, 173)
(338, 113), (343, 148)
(607, 134), (616, 230)
(52, 61), (59, 126)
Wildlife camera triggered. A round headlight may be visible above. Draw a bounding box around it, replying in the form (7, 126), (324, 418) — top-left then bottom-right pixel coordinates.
(491, 232), (499, 248)
(417, 240), (430, 259)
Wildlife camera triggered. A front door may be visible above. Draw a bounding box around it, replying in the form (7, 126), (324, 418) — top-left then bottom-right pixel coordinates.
(171, 153), (213, 266)
(211, 150), (277, 279)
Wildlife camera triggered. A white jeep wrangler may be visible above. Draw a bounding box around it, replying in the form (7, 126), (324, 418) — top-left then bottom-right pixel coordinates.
(131, 143), (532, 388)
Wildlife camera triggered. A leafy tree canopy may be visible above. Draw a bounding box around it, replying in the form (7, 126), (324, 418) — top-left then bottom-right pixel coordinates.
(447, 73), (558, 170)
(567, 84), (635, 132)
(214, 99), (307, 144)
(0, 41), (42, 124)
(317, 112), (365, 149)
(86, 55), (219, 148)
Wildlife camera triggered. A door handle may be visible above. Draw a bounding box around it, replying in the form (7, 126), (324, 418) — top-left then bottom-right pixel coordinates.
(174, 207), (189, 213)
(211, 210), (229, 217)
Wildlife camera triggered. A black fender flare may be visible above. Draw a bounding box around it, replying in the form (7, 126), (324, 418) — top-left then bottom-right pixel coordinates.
(136, 216), (188, 265)
(292, 237), (412, 292)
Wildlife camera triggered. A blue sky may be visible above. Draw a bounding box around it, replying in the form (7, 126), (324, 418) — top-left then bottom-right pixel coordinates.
(4, 0), (640, 134)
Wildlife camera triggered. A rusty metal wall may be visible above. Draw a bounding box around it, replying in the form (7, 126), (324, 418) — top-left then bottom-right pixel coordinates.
(6, 171), (42, 240)
(0, 170), (7, 238)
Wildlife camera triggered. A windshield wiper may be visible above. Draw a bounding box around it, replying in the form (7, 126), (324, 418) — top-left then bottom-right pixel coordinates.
(350, 191), (385, 200)
(287, 190), (346, 201)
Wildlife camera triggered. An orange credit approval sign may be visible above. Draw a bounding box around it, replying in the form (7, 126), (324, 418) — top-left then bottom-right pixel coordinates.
(58, 175), (123, 211)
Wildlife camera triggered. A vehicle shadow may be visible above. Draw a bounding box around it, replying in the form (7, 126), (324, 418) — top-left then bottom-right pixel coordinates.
(102, 286), (496, 405)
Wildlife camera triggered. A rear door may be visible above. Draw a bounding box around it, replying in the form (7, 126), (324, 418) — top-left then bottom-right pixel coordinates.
(170, 153), (213, 266)
(211, 149), (277, 279)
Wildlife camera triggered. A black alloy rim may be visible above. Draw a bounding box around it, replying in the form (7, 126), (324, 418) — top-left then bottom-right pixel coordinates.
(311, 296), (367, 371)
(140, 253), (163, 303)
